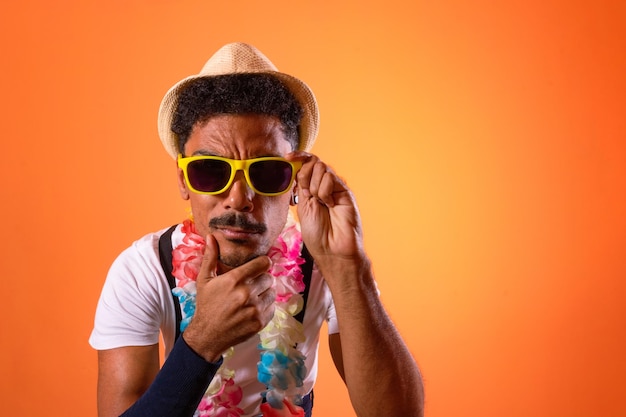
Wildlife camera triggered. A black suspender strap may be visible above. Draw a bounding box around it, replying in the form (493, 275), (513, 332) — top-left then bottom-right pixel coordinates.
(294, 244), (314, 325)
(158, 225), (183, 341)
(294, 245), (315, 416)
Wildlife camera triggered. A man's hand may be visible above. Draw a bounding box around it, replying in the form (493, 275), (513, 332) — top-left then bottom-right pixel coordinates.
(288, 152), (424, 417)
(289, 152), (365, 266)
(182, 234), (276, 362)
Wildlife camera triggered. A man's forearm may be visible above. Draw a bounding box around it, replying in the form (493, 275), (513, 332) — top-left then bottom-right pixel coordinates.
(119, 337), (222, 417)
(322, 259), (425, 417)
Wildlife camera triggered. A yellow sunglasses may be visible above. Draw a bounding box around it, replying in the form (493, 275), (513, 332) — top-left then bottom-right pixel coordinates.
(178, 154), (302, 196)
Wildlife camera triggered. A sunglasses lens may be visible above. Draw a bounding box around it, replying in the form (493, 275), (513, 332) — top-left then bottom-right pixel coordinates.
(187, 159), (231, 192)
(249, 160), (293, 194)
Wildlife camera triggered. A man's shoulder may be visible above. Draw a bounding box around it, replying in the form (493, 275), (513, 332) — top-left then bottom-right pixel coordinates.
(128, 224), (182, 252)
(112, 224), (183, 270)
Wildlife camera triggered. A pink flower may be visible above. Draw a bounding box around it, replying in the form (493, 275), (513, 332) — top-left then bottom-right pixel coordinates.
(181, 219), (205, 245)
(197, 398), (214, 413)
(196, 379), (244, 417)
(172, 219), (204, 287)
(214, 378), (244, 408)
(260, 400), (304, 417)
(269, 228), (305, 300)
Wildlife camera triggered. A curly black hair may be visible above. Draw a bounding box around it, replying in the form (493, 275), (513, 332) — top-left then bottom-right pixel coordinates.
(171, 73), (303, 154)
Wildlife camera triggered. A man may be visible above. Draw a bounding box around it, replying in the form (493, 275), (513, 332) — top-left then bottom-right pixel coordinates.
(90, 42), (424, 417)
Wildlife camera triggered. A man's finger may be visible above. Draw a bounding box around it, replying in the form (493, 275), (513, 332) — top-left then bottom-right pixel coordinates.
(257, 285), (277, 310)
(248, 273), (275, 299)
(197, 234), (219, 281)
(233, 256), (272, 284)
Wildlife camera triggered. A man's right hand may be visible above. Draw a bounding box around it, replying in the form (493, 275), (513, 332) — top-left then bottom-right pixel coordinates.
(182, 233), (276, 362)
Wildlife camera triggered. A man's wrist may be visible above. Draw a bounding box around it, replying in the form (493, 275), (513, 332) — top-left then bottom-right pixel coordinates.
(316, 253), (375, 292)
(181, 326), (224, 363)
(119, 336), (223, 417)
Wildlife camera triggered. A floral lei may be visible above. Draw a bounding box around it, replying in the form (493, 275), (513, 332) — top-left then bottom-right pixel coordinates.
(171, 213), (308, 417)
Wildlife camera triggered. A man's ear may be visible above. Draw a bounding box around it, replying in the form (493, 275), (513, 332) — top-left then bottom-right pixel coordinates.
(177, 166), (190, 200)
(290, 184), (299, 206)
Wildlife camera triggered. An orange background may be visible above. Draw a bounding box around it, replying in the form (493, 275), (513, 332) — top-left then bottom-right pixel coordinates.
(1, 0), (625, 416)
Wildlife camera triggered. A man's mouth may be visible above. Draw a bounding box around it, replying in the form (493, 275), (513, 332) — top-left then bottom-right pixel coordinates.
(209, 214), (267, 239)
(214, 226), (260, 240)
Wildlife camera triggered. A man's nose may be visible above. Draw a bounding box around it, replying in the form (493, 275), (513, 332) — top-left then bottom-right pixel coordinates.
(222, 170), (254, 211)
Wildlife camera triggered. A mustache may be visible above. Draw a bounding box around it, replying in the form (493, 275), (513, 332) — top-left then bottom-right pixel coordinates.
(208, 213), (267, 234)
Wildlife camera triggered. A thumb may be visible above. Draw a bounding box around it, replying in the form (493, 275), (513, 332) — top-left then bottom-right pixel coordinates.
(197, 234), (219, 282)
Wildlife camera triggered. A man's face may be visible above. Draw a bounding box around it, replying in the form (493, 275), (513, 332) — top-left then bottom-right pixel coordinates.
(177, 114), (294, 270)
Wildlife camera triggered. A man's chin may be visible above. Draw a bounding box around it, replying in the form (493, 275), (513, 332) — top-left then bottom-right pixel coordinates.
(218, 254), (254, 269)
(217, 240), (264, 269)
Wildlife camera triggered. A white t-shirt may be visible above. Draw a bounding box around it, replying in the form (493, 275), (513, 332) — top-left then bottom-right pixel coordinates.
(89, 224), (338, 416)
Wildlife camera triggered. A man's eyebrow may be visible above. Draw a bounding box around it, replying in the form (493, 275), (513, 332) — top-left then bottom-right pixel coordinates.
(191, 150), (219, 156)
(189, 150), (286, 158)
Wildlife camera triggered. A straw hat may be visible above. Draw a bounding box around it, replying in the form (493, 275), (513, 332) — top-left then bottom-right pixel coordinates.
(157, 42), (319, 159)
